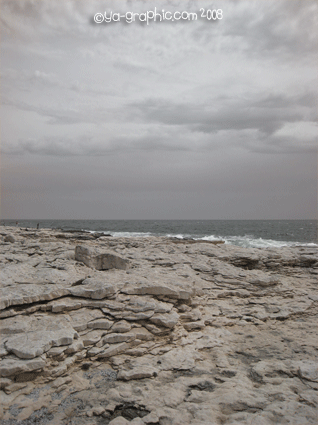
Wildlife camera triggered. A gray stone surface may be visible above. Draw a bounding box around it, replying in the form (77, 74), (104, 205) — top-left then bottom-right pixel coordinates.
(0, 226), (317, 425)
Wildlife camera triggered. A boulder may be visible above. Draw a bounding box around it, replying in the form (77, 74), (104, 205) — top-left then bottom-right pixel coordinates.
(4, 235), (15, 243)
(75, 245), (130, 270)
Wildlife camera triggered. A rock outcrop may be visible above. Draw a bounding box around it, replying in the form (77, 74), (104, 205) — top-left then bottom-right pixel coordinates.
(0, 226), (317, 424)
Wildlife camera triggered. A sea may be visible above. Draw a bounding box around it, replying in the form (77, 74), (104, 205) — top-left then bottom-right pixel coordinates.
(2, 220), (317, 249)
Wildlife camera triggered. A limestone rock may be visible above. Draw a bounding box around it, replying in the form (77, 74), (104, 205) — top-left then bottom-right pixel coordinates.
(111, 320), (131, 333)
(75, 245), (130, 270)
(183, 320), (205, 331)
(108, 417), (130, 425)
(4, 235), (15, 243)
(101, 333), (136, 344)
(97, 342), (134, 358)
(69, 278), (117, 299)
(297, 360), (318, 382)
(0, 227), (317, 425)
(117, 366), (158, 381)
(0, 357), (46, 377)
(87, 318), (114, 330)
(150, 311), (179, 328)
(67, 308), (105, 331)
(121, 282), (193, 300)
(3, 315), (78, 359)
(81, 330), (103, 346)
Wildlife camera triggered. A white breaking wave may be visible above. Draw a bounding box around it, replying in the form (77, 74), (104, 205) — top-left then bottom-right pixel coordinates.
(196, 234), (317, 248)
(83, 229), (317, 248)
(109, 231), (152, 238)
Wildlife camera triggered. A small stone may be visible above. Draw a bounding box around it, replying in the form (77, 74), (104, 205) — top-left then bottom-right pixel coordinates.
(108, 417), (130, 425)
(150, 311), (179, 328)
(64, 339), (84, 354)
(4, 235), (15, 243)
(87, 319), (113, 330)
(97, 342), (132, 358)
(82, 330), (103, 346)
(47, 347), (66, 357)
(111, 320), (132, 333)
(298, 361), (318, 382)
(183, 320), (205, 331)
(102, 333), (136, 344)
(117, 366), (158, 381)
(93, 406), (106, 416)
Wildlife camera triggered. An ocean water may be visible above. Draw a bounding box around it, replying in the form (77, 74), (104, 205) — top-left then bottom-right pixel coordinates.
(2, 219), (317, 248)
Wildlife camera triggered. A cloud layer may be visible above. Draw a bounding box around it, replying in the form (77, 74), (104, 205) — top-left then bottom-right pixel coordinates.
(1, 0), (317, 219)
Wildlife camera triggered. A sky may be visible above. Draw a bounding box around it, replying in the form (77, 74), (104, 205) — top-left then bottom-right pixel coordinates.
(1, 0), (317, 220)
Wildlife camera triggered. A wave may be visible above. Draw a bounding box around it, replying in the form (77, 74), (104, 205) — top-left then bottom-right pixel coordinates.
(197, 234), (317, 248)
(85, 229), (317, 248)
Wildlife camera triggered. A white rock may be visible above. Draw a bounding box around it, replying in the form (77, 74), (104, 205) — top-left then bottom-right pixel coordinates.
(82, 330), (103, 346)
(108, 417), (130, 425)
(298, 360), (318, 382)
(0, 357), (46, 377)
(150, 311), (179, 328)
(117, 366), (158, 381)
(69, 278), (117, 299)
(68, 308), (105, 331)
(102, 333), (136, 344)
(97, 342), (133, 358)
(111, 320), (132, 333)
(183, 320), (205, 331)
(87, 318), (114, 330)
(4, 315), (78, 359)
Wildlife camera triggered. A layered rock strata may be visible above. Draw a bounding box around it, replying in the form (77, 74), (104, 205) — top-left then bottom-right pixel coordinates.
(0, 226), (317, 425)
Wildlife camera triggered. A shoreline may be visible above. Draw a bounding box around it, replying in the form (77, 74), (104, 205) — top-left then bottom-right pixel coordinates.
(0, 225), (317, 424)
(2, 220), (317, 249)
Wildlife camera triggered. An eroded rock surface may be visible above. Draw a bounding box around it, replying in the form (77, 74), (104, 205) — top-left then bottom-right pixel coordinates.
(0, 226), (317, 424)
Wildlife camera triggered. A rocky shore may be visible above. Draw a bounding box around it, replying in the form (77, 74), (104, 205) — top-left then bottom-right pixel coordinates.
(0, 226), (317, 425)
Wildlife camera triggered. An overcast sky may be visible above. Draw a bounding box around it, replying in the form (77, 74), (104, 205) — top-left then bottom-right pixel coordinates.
(1, 0), (317, 220)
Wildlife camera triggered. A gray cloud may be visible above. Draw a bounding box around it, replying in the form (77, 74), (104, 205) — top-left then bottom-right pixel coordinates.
(1, 0), (317, 219)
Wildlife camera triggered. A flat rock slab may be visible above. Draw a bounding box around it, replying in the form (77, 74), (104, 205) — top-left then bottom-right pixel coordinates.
(75, 245), (130, 270)
(0, 356), (46, 377)
(117, 366), (158, 381)
(4, 315), (78, 359)
(121, 282), (193, 300)
(68, 277), (117, 299)
(0, 284), (71, 311)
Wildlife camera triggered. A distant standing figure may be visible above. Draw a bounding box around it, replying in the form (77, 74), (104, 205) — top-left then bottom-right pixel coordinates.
(37, 223), (39, 229)
(16, 221), (18, 226)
